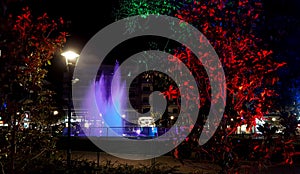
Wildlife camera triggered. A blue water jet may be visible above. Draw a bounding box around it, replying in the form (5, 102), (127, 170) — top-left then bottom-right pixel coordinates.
(83, 61), (126, 137)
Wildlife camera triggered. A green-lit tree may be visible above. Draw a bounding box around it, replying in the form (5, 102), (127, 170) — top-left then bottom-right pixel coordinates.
(0, 6), (66, 173)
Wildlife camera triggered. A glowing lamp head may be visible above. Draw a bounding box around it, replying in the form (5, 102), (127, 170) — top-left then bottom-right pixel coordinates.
(53, 110), (59, 115)
(61, 51), (79, 60)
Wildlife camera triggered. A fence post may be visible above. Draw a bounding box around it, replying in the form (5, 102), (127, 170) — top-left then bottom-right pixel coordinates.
(97, 151), (100, 167)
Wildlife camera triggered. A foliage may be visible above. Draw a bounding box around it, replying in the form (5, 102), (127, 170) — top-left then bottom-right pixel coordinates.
(174, 0), (286, 131)
(114, 0), (179, 20)
(0, 6), (66, 173)
(114, 0), (289, 171)
(0, 6), (66, 125)
(115, 0), (286, 131)
(0, 129), (59, 173)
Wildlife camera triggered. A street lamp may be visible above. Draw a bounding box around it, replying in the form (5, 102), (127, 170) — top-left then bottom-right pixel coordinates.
(61, 50), (79, 167)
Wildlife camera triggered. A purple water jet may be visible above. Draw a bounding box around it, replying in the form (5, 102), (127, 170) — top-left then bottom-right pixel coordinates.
(82, 61), (126, 137)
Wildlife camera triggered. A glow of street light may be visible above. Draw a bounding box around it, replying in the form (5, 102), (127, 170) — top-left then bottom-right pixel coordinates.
(53, 110), (59, 115)
(61, 51), (80, 60)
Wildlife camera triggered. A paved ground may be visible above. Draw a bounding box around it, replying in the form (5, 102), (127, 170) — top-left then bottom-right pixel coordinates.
(58, 137), (300, 173)
(70, 151), (300, 174)
(71, 151), (220, 173)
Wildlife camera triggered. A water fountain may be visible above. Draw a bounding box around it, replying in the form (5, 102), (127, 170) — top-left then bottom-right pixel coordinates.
(82, 61), (126, 137)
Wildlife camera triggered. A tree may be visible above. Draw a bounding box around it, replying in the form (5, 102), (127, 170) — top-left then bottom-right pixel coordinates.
(0, 6), (66, 173)
(115, 0), (287, 171)
(115, 0), (285, 128)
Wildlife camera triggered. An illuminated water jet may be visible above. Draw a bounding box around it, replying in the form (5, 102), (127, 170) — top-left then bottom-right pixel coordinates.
(82, 61), (126, 137)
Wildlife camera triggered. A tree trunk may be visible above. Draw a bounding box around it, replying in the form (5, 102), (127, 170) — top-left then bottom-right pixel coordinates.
(10, 114), (16, 174)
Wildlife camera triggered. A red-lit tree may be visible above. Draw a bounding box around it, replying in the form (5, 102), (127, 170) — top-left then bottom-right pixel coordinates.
(171, 0), (287, 171)
(0, 7), (66, 173)
(116, 0), (286, 133)
(116, 0), (288, 171)
(105, 0), (294, 172)
(174, 0), (285, 132)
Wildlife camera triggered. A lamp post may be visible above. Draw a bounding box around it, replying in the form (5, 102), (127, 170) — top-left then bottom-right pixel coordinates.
(61, 50), (79, 167)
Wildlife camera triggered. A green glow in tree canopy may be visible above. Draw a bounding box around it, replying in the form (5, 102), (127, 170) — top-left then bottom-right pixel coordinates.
(115, 0), (180, 20)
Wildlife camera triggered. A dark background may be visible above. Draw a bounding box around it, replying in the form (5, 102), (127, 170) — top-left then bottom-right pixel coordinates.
(2, 0), (300, 107)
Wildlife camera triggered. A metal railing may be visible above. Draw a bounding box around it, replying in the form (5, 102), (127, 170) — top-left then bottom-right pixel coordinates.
(63, 126), (192, 138)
